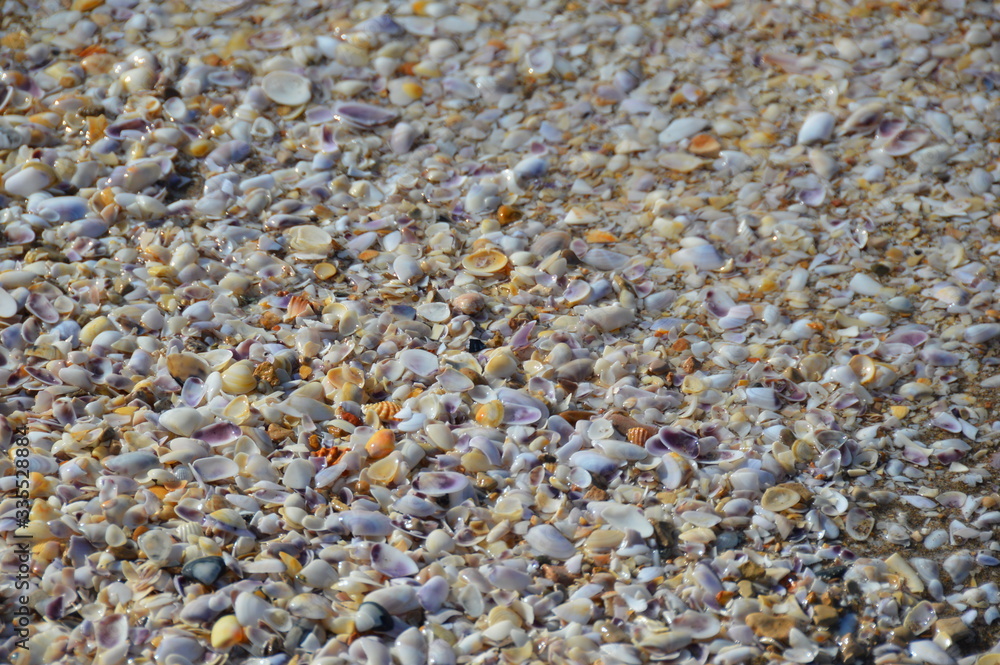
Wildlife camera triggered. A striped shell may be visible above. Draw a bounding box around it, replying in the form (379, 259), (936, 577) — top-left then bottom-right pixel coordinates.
(366, 401), (402, 422)
(627, 426), (656, 446)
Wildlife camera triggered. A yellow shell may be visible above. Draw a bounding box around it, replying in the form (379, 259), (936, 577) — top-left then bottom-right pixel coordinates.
(211, 615), (244, 649)
(367, 452), (402, 486)
(365, 429), (396, 459)
(475, 400), (504, 428)
(760, 486), (802, 512)
(462, 249), (508, 276)
(221, 361), (256, 395)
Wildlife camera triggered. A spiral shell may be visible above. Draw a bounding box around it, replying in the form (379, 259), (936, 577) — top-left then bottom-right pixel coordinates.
(627, 426), (655, 446)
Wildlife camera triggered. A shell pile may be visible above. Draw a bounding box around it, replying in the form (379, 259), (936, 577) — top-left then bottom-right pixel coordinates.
(6, 0), (1000, 664)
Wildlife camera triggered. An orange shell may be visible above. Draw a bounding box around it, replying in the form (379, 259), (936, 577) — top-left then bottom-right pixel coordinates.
(627, 426), (656, 446)
(365, 429), (396, 459)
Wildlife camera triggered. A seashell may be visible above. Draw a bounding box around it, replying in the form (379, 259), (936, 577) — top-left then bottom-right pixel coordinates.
(367, 401), (402, 422)
(627, 426), (655, 446)
(182, 556), (227, 585)
(658, 152), (704, 172)
(167, 352), (210, 381)
(839, 102), (883, 135)
(399, 348), (438, 377)
(412, 471), (469, 496)
(211, 615), (244, 649)
(671, 244), (724, 270)
(760, 486), (801, 512)
(475, 400), (504, 427)
(393, 255), (423, 284)
(465, 182), (501, 215)
(261, 71), (312, 106)
(363, 454), (401, 487)
(340, 510), (393, 536)
(883, 127), (929, 156)
(221, 361), (257, 394)
(584, 305), (635, 332)
(193, 456), (239, 482)
(365, 429), (395, 459)
(287, 225), (333, 254)
(965, 323), (1000, 344)
(797, 111), (836, 144)
(334, 102), (398, 128)
(903, 601), (937, 635)
(356, 601), (394, 632)
(452, 292), (485, 315)
(25, 293), (59, 323)
(462, 249), (508, 276)
(370, 543), (419, 578)
(844, 507), (874, 540)
(659, 117), (709, 144)
(159, 407), (205, 437)
(390, 121), (420, 154)
(513, 155), (548, 181)
(2, 162), (58, 197)
(525, 524), (577, 560)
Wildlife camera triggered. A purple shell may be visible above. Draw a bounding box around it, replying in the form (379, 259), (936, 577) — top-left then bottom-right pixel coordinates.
(334, 102), (398, 129)
(370, 543), (419, 578)
(26, 293), (60, 323)
(412, 471), (469, 496)
(181, 377), (206, 407)
(418, 576), (449, 612)
(192, 422), (241, 446)
(646, 426), (700, 459)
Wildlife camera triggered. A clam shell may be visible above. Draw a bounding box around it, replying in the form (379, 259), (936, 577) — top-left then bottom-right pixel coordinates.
(462, 249), (508, 275)
(760, 486), (801, 512)
(261, 71), (312, 106)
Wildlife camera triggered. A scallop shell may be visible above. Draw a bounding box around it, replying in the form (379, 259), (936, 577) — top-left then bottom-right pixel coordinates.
(760, 486), (801, 512)
(366, 401), (402, 422)
(627, 426), (655, 446)
(462, 249), (508, 276)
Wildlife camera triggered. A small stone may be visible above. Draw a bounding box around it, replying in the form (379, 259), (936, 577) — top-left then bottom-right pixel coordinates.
(812, 605), (839, 627)
(745, 613), (797, 642)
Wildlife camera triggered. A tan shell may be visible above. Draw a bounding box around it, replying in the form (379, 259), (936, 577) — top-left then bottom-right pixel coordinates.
(462, 249), (508, 275)
(286, 295), (315, 319)
(366, 400), (402, 422)
(760, 486), (801, 512)
(848, 354), (876, 384)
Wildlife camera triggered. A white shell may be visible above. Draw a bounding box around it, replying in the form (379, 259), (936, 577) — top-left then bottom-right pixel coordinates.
(262, 71), (312, 106)
(797, 111), (836, 145)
